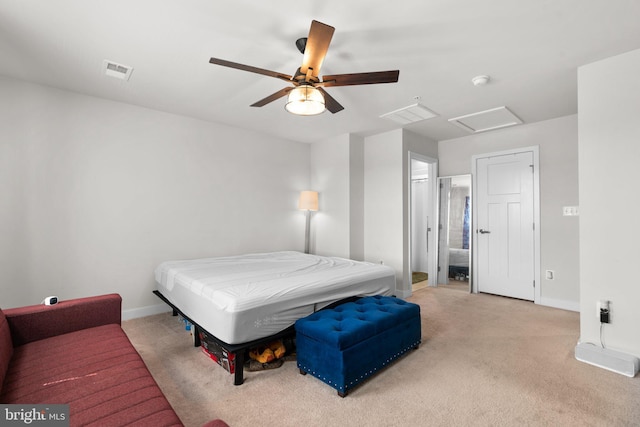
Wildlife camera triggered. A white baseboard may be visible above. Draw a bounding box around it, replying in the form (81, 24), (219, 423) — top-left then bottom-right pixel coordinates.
(539, 297), (579, 312)
(397, 288), (414, 299)
(575, 342), (640, 377)
(122, 303), (171, 321)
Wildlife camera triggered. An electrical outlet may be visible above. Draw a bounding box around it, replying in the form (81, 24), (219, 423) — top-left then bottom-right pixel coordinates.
(598, 300), (610, 323)
(545, 270), (554, 280)
(563, 206), (580, 216)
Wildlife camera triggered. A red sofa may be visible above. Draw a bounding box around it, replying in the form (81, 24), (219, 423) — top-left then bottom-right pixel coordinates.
(0, 294), (227, 427)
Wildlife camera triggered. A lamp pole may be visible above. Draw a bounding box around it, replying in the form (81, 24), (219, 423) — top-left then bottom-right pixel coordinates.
(304, 209), (311, 254)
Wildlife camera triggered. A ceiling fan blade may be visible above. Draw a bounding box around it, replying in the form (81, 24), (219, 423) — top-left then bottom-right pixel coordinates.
(300, 20), (335, 79)
(317, 87), (344, 114)
(321, 70), (400, 87)
(250, 87), (294, 107)
(209, 58), (292, 83)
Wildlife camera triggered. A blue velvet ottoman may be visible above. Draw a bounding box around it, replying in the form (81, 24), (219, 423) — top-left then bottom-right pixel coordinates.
(295, 295), (421, 396)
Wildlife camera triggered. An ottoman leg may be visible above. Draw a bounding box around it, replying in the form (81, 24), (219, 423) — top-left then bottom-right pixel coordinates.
(338, 390), (347, 398)
(299, 369), (307, 375)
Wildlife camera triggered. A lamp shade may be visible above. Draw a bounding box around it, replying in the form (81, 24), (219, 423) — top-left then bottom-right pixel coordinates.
(298, 190), (318, 211)
(285, 85), (325, 116)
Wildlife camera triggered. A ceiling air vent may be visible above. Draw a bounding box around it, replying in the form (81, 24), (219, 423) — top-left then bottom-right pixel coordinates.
(103, 60), (133, 81)
(448, 106), (522, 133)
(380, 103), (438, 125)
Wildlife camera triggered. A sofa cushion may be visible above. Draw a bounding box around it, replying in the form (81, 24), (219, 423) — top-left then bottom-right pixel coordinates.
(1, 323), (182, 426)
(0, 309), (13, 394)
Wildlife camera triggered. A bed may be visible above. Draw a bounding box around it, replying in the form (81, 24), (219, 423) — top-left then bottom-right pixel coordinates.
(153, 251), (395, 384)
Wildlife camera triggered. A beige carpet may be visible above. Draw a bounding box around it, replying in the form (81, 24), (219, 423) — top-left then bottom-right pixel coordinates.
(122, 287), (640, 426)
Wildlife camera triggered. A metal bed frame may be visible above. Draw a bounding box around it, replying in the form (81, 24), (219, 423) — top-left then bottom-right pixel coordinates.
(153, 290), (295, 385)
(153, 290), (363, 385)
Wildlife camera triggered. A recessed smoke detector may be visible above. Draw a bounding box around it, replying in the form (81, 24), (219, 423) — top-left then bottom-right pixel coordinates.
(103, 60), (133, 81)
(472, 75), (490, 86)
(448, 106), (522, 133)
(380, 103), (438, 125)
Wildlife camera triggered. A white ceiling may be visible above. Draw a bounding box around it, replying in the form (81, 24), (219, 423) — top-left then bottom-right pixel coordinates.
(2, 0), (640, 144)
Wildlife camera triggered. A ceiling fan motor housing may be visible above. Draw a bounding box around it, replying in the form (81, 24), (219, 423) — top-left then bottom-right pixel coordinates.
(296, 38), (307, 54)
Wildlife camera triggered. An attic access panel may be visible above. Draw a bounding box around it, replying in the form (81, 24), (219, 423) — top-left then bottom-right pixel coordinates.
(448, 106), (522, 133)
(380, 103), (439, 125)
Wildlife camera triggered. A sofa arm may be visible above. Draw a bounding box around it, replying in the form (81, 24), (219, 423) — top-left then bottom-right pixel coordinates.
(4, 294), (122, 347)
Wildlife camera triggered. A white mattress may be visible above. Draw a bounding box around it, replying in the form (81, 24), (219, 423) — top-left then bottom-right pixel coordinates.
(154, 251), (395, 344)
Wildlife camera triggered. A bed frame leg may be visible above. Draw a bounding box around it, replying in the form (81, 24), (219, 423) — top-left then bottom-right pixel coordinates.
(234, 351), (245, 385)
(193, 325), (201, 347)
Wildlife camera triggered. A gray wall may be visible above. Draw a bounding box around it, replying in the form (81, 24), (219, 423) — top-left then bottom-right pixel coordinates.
(578, 48), (640, 357)
(349, 135), (365, 261)
(312, 129), (439, 297)
(438, 115), (580, 310)
(310, 134), (351, 258)
(1, 74), (582, 319)
(309, 133), (366, 261)
(0, 76), (310, 315)
(363, 130), (405, 293)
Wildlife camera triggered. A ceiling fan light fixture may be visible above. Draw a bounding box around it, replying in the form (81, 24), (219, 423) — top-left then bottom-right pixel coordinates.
(285, 85), (325, 116)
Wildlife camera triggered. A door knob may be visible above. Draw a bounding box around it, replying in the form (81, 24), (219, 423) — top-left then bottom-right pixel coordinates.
(479, 229), (491, 234)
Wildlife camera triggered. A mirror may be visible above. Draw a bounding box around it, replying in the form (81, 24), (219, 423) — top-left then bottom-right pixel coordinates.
(436, 175), (472, 290)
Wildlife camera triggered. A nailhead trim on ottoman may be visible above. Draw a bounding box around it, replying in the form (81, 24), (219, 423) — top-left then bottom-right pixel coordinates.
(295, 295), (421, 396)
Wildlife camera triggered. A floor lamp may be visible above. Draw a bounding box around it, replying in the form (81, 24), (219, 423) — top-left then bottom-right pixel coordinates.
(298, 190), (318, 254)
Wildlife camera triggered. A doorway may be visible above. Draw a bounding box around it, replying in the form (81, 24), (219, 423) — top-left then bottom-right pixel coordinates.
(436, 175), (472, 292)
(472, 147), (540, 303)
(409, 155), (438, 293)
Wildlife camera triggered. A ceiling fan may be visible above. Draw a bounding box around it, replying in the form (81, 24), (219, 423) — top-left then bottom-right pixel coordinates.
(209, 20), (400, 115)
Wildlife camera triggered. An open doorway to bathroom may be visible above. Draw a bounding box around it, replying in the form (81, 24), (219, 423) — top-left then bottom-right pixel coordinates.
(436, 174), (472, 292)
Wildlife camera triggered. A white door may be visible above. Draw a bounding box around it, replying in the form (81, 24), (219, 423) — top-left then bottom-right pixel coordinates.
(475, 151), (535, 300)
